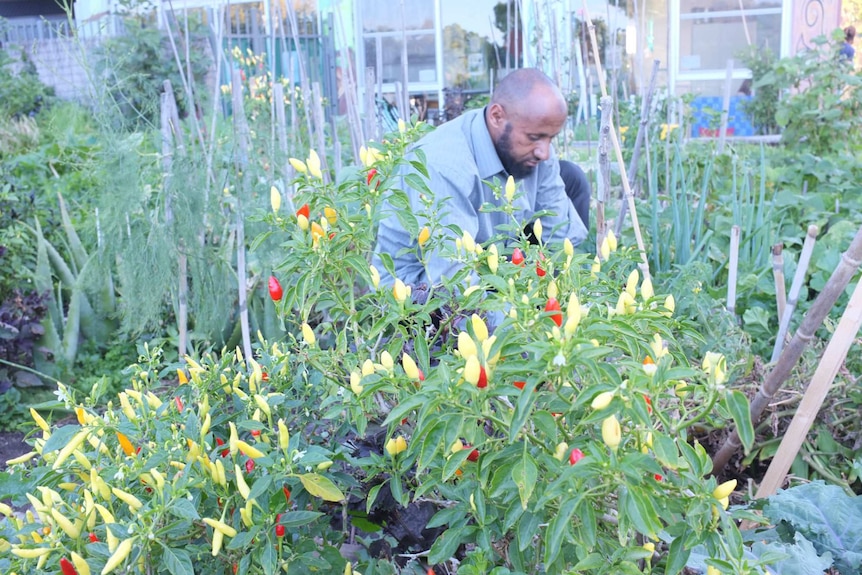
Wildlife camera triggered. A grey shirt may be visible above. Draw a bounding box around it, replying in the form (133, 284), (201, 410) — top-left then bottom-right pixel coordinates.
(372, 108), (587, 286)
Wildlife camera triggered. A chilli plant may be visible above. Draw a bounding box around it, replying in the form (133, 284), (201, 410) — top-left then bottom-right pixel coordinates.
(3, 123), (768, 575)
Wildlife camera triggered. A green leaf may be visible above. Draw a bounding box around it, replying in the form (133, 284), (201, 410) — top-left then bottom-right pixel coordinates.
(543, 496), (579, 566)
(159, 544), (194, 575)
(508, 385), (537, 443)
(298, 473), (344, 502)
(511, 452), (538, 510)
(725, 390), (755, 452)
(42, 424), (81, 454)
(429, 525), (471, 564)
(763, 481), (862, 574)
(665, 532), (692, 575)
(517, 511), (540, 551)
(168, 498), (200, 521)
(278, 510), (324, 528)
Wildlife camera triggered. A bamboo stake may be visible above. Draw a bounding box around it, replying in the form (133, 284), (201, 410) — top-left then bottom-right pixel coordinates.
(718, 59), (734, 153)
(230, 69), (254, 367)
(755, 276), (862, 498)
(711, 223), (862, 475)
(311, 82), (329, 182)
(364, 67), (378, 142)
(334, 6), (364, 160)
(272, 82), (296, 213)
(284, 0), (316, 154)
(582, 3), (651, 283)
(161, 4), (209, 181)
(401, 0), (410, 119)
(615, 59), (660, 238)
(727, 225), (740, 315)
(771, 225), (818, 363)
(160, 85), (189, 362)
(772, 243), (786, 320)
(596, 95), (613, 251)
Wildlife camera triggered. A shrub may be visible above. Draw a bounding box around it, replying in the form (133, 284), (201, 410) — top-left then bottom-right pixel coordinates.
(2, 126), (774, 575)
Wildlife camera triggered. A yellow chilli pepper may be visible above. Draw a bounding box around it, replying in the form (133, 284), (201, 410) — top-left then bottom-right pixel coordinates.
(11, 546), (52, 558)
(71, 552), (91, 575)
(51, 508), (81, 538)
(101, 537), (133, 574)
(236, 440), (264, 459)
(111, 487), (143, 512)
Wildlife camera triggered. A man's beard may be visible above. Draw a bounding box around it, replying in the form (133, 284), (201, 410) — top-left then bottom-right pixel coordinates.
(496, 123), (535, 180)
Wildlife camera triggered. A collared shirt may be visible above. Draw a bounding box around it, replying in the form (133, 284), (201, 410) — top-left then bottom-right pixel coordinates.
(372, 107), (587, 286)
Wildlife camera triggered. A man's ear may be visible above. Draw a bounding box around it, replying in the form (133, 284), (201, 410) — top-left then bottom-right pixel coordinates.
(486, 103), (506, 131)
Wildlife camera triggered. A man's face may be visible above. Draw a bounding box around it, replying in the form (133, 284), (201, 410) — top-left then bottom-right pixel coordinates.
(494, 112), (566, 180)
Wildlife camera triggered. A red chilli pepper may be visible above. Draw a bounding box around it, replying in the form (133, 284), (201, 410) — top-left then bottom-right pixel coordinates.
(545, 298), (562, 327)
(477, 365), (488, 389)
(174, 396), (184, 412)
(268, 276), (284, 302)
(216, 437), (229, 458)
(536, 260), (546, 277)
(251, 429), (261, 437)
(654, 473), (663, 481)
(367, 168), (379, 188)
(511, 247), (525, 266)
(60, 557), (79, 575)
(262, 371), (269, 382)
(88, 532), (99, 543)
(569, 448), (585, 465)
(275, 524), (285, 538)
(296, 203), (310, 219)
(513, 381), (526, 390)
(467, 448), (480, 462)
(644, 394), (652, 413)
(245, 458), (255, 474)
(283, 485), (291, 503)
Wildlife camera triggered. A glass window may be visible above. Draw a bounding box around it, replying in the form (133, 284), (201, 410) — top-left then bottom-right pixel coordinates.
(361, 0), (435, 33)
(679, 12), (782, 71)
(365, 34), (438, 84)
(441, 0), (507, 91)
(681, 0), (781, 13)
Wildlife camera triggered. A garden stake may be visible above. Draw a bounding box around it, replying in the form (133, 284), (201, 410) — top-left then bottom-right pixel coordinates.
(711, 223), (862, 475)
(770, 225), (818, 363)
(364, 67), (378, 142)
(717, 59), (734, 153)
(272, 82), (296, 214)
(772, 244), (786, 320)
(755, 276), (862, 499)
(727, 225), (740, 315)
(283, 0), (316, 157)
(615, 59), (660, 239)
(583, 3), (651, 283)
(311, 82), (330, 182)
(230, 69), (254, 367)
(596, 95), (612, 251)
(160, 83), (189, 361)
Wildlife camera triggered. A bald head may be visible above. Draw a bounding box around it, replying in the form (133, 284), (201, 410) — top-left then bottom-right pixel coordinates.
(485, 68), (568, 179)
(491, 68), (566, 113)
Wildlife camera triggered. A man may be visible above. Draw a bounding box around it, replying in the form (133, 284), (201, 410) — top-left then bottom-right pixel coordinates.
(840, 26), (855, 63)
(372, 68), (589, 286)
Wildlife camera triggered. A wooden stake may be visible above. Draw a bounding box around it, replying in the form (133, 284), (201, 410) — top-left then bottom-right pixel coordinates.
(718, 59), (734, 153)
(615, 59), (660, 238)
(582, 3), (651, 284)
(771, 225), (818, 363)
(596, 95), (613, 252)
(755, 276), (862, 498)
(727, 225), (740, 315)
(711, 223), (862, 475)
(772, 243), (786, 320)
(230, 69), (254, 367)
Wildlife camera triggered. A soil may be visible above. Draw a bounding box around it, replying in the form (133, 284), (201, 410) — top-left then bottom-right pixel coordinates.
(0, 430), (30, 471)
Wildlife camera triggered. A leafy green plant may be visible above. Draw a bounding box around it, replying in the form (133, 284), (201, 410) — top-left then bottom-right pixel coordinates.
(2, 126), (774, 575)
(0, 48), (54, 119)
(751, 481), (862, 575)
(737, 45), (780, 135)
(96, 15), (209, 129)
